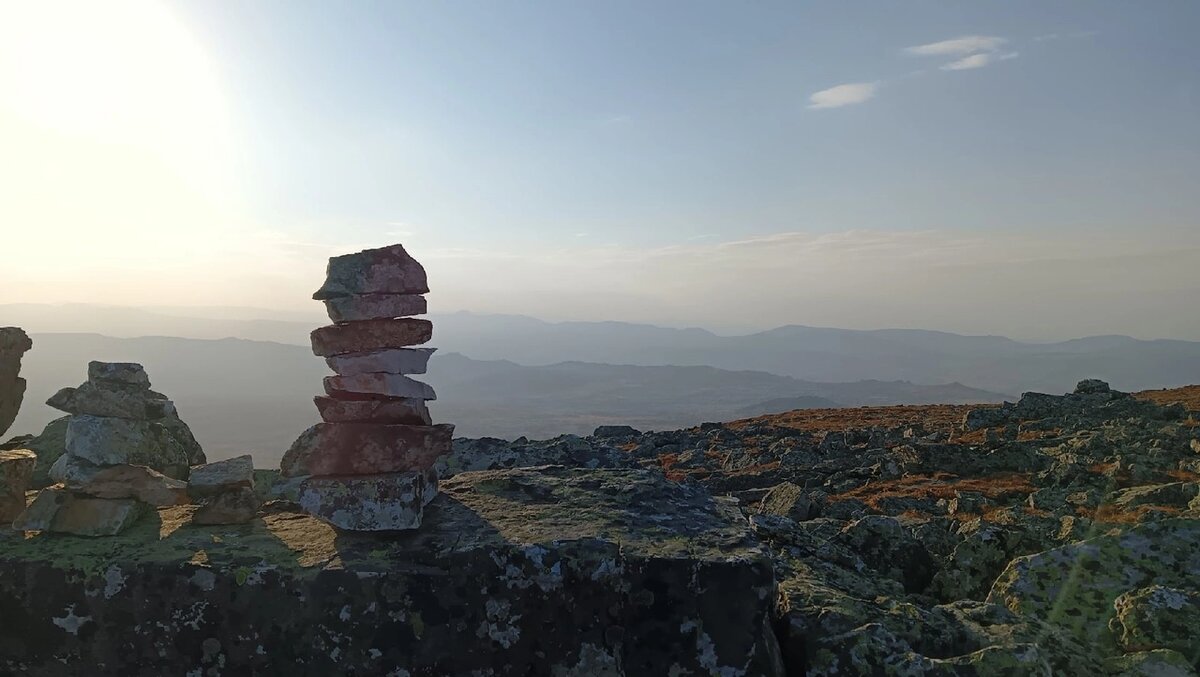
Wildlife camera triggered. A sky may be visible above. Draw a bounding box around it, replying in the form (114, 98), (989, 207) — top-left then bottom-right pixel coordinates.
(1, 0), (1199, 340)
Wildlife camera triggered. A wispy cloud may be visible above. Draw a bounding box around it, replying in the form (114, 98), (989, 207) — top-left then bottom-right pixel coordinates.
(807, 82), (878, 110)
(941, 51), (1019, 71)
(905, 35), (1007, 56)
(906, 35), (1016, 71)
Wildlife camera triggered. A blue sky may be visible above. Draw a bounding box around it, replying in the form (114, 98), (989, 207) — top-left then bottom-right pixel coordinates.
(2, 1), (1198, 339)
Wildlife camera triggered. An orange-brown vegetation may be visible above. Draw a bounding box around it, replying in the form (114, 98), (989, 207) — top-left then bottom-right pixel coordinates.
(831, 472), (1036, 511)
(1135, 384), (1200, 412)
(730, 404), (989, 436)
(1088, 504), (1184, 525)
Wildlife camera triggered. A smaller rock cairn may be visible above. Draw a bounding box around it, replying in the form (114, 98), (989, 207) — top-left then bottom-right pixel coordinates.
(13, 362), (207, 536)
(282, 243), (453, 531)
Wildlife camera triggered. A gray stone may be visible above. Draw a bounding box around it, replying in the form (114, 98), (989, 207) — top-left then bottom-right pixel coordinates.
(323, 373), (436, 400)
(65, 415), (194, 478)
(188, 455), (255, 499)
(324, 293), (427, 323)
(71, 464), (188, 506)
(297, 472), (426, 531)
(314, 396), (432, 424)
(87, 361), (150, 389)
(313, 243), (429, 300)
(13, 487), (146, 536)
(46, 382), (176, 420)
(0, 449), (36, 521)
(325, 347), (435, 376)
(193, 486), (259, 525)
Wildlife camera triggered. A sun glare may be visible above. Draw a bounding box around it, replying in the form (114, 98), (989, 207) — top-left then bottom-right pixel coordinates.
(0, 0), (241, 300)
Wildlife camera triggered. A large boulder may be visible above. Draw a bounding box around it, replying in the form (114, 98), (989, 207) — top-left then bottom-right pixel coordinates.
(65, 415), (197, 479)
(0, 467), (782, 676)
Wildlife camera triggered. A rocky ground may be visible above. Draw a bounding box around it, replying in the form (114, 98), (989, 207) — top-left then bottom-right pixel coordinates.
(440, 381), (1200, 675)
(3, 379), (1199, 675)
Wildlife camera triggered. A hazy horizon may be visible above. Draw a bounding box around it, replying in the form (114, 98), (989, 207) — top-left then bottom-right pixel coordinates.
(3, 2), (1200, 340)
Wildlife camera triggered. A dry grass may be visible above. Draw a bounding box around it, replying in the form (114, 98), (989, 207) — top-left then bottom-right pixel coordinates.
(1135, 385), (1200, 412)
(1088, 504), (1184, 525)
(832, 472), (1036, 512)
(730, 403), (989, 436)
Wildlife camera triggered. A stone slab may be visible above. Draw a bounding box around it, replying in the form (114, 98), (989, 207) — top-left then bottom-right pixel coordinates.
(46, 383), (175, 420)
(324, 294), (427, 323)
(13, 487), (146, 536)
(70, 463), (188, 506)
(280, 423), (454, 477)
(0, 467), (779, 675)
(314, 396), (432, 425)
(297, 471), (425, 531)
(325, 348), (435, 376)
(323, 373), (436, 400)
(313, 244), (429, 300)
(188, 455), (255, 498)
(88, 361), (150, 389)
(310, 319), (432, 357)
(193, 486), (259, 525)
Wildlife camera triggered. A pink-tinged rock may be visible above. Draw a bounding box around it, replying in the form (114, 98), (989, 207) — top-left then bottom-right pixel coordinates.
(0, 449), (37, 521)
(314, 396), (432, 425)
(297, 472), (427, 531)
(310, 319), (432, 357)
(324, 294), (427, 323)
(323, 374), (437, 400)
(325, 348), (435, 376)
(281, 423), (454, 477)
(313, 244), (429, 300)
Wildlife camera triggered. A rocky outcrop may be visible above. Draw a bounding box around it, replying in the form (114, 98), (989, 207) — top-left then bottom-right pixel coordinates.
(0, 467), (781, 676)
(0, 327), (32, 437)
(287, 243), (453, 532)
(189, 454), (259, 524)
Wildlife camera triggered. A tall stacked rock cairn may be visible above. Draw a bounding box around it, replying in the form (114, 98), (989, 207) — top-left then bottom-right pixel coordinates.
(282, 244), (453, 531)
(12, 361), (206, 536)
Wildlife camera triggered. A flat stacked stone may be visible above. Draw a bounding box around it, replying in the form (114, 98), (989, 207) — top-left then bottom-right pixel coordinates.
(0, 327), (32, 438)
(188, 454), (258, 525)
(285, 243), (453, 531)
(13, 362), (204, 536)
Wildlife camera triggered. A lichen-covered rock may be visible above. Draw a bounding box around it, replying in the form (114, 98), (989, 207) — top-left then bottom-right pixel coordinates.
(987, 518), (1200, 650)
(46, 382), (176, 420)
(1111, 482), (1200, 509)
(835, 515), (934, 592)
(0, 327), (32, 437)
(310, 318), (433, 356)
(12, 487), (146, 536)
(16, 416), (70, 488)
(68, 463), (188, 506)
(759, 481), (822, 521)
(0, 449), (36, 520)
(436, 435), (638, 478)
(87, 361), (151, 388)
(313, 243), (429, 300)
(1110, 586), (1200, 656)
(65, 415), (194, 478)
(188, 454), (255, 498)
(297, 471), (427, 531)
(0, 467), (780, 676)
(1104, 649), (1198, 677)
(281, 423), (453, 477)
(192, 486), (259, 525)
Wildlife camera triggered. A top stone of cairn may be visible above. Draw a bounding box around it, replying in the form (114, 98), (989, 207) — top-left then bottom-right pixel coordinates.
(88, 361), (151, 389)
(313, 244), (429, 300)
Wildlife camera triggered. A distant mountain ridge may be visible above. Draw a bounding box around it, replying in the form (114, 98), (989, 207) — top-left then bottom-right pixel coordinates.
(8, 333), (1007, 466)
(4, 303), (1200, 395)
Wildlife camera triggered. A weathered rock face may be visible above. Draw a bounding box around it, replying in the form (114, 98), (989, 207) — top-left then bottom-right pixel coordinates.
(325, 347), (435, 376)
(189, 455), (259, 524)
(46, 382), (176, 420)
(0, 327), (32, 438)
(313, 395), (432, 424)
(0, 467), (781, 676)
(313, 243), (429, 299)
(297, 471), (428, 531)
(12, 487), (146, 536)
(0, 449), (37, 521)
(309, 318), (433, 357)
(323, 372), (437, 399)
(323, 293), (427, 323)
(67, 462), (188, 506)
(282, 423), (454, 477)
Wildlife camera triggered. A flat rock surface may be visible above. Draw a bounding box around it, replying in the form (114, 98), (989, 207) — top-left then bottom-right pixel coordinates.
(314, 396), (432, 424)
(0, 467), (780, 676)
(323, 373), (436, 400)
(188, 454), (255, 498)
(325, 347), (435, 376)
(310, 319), (433, 357)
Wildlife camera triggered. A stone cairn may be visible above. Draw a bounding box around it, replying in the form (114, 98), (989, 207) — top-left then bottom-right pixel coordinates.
(281, 243), (453, 531)
(12, 361), (208, 536)
(0, 328), (35, 526)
